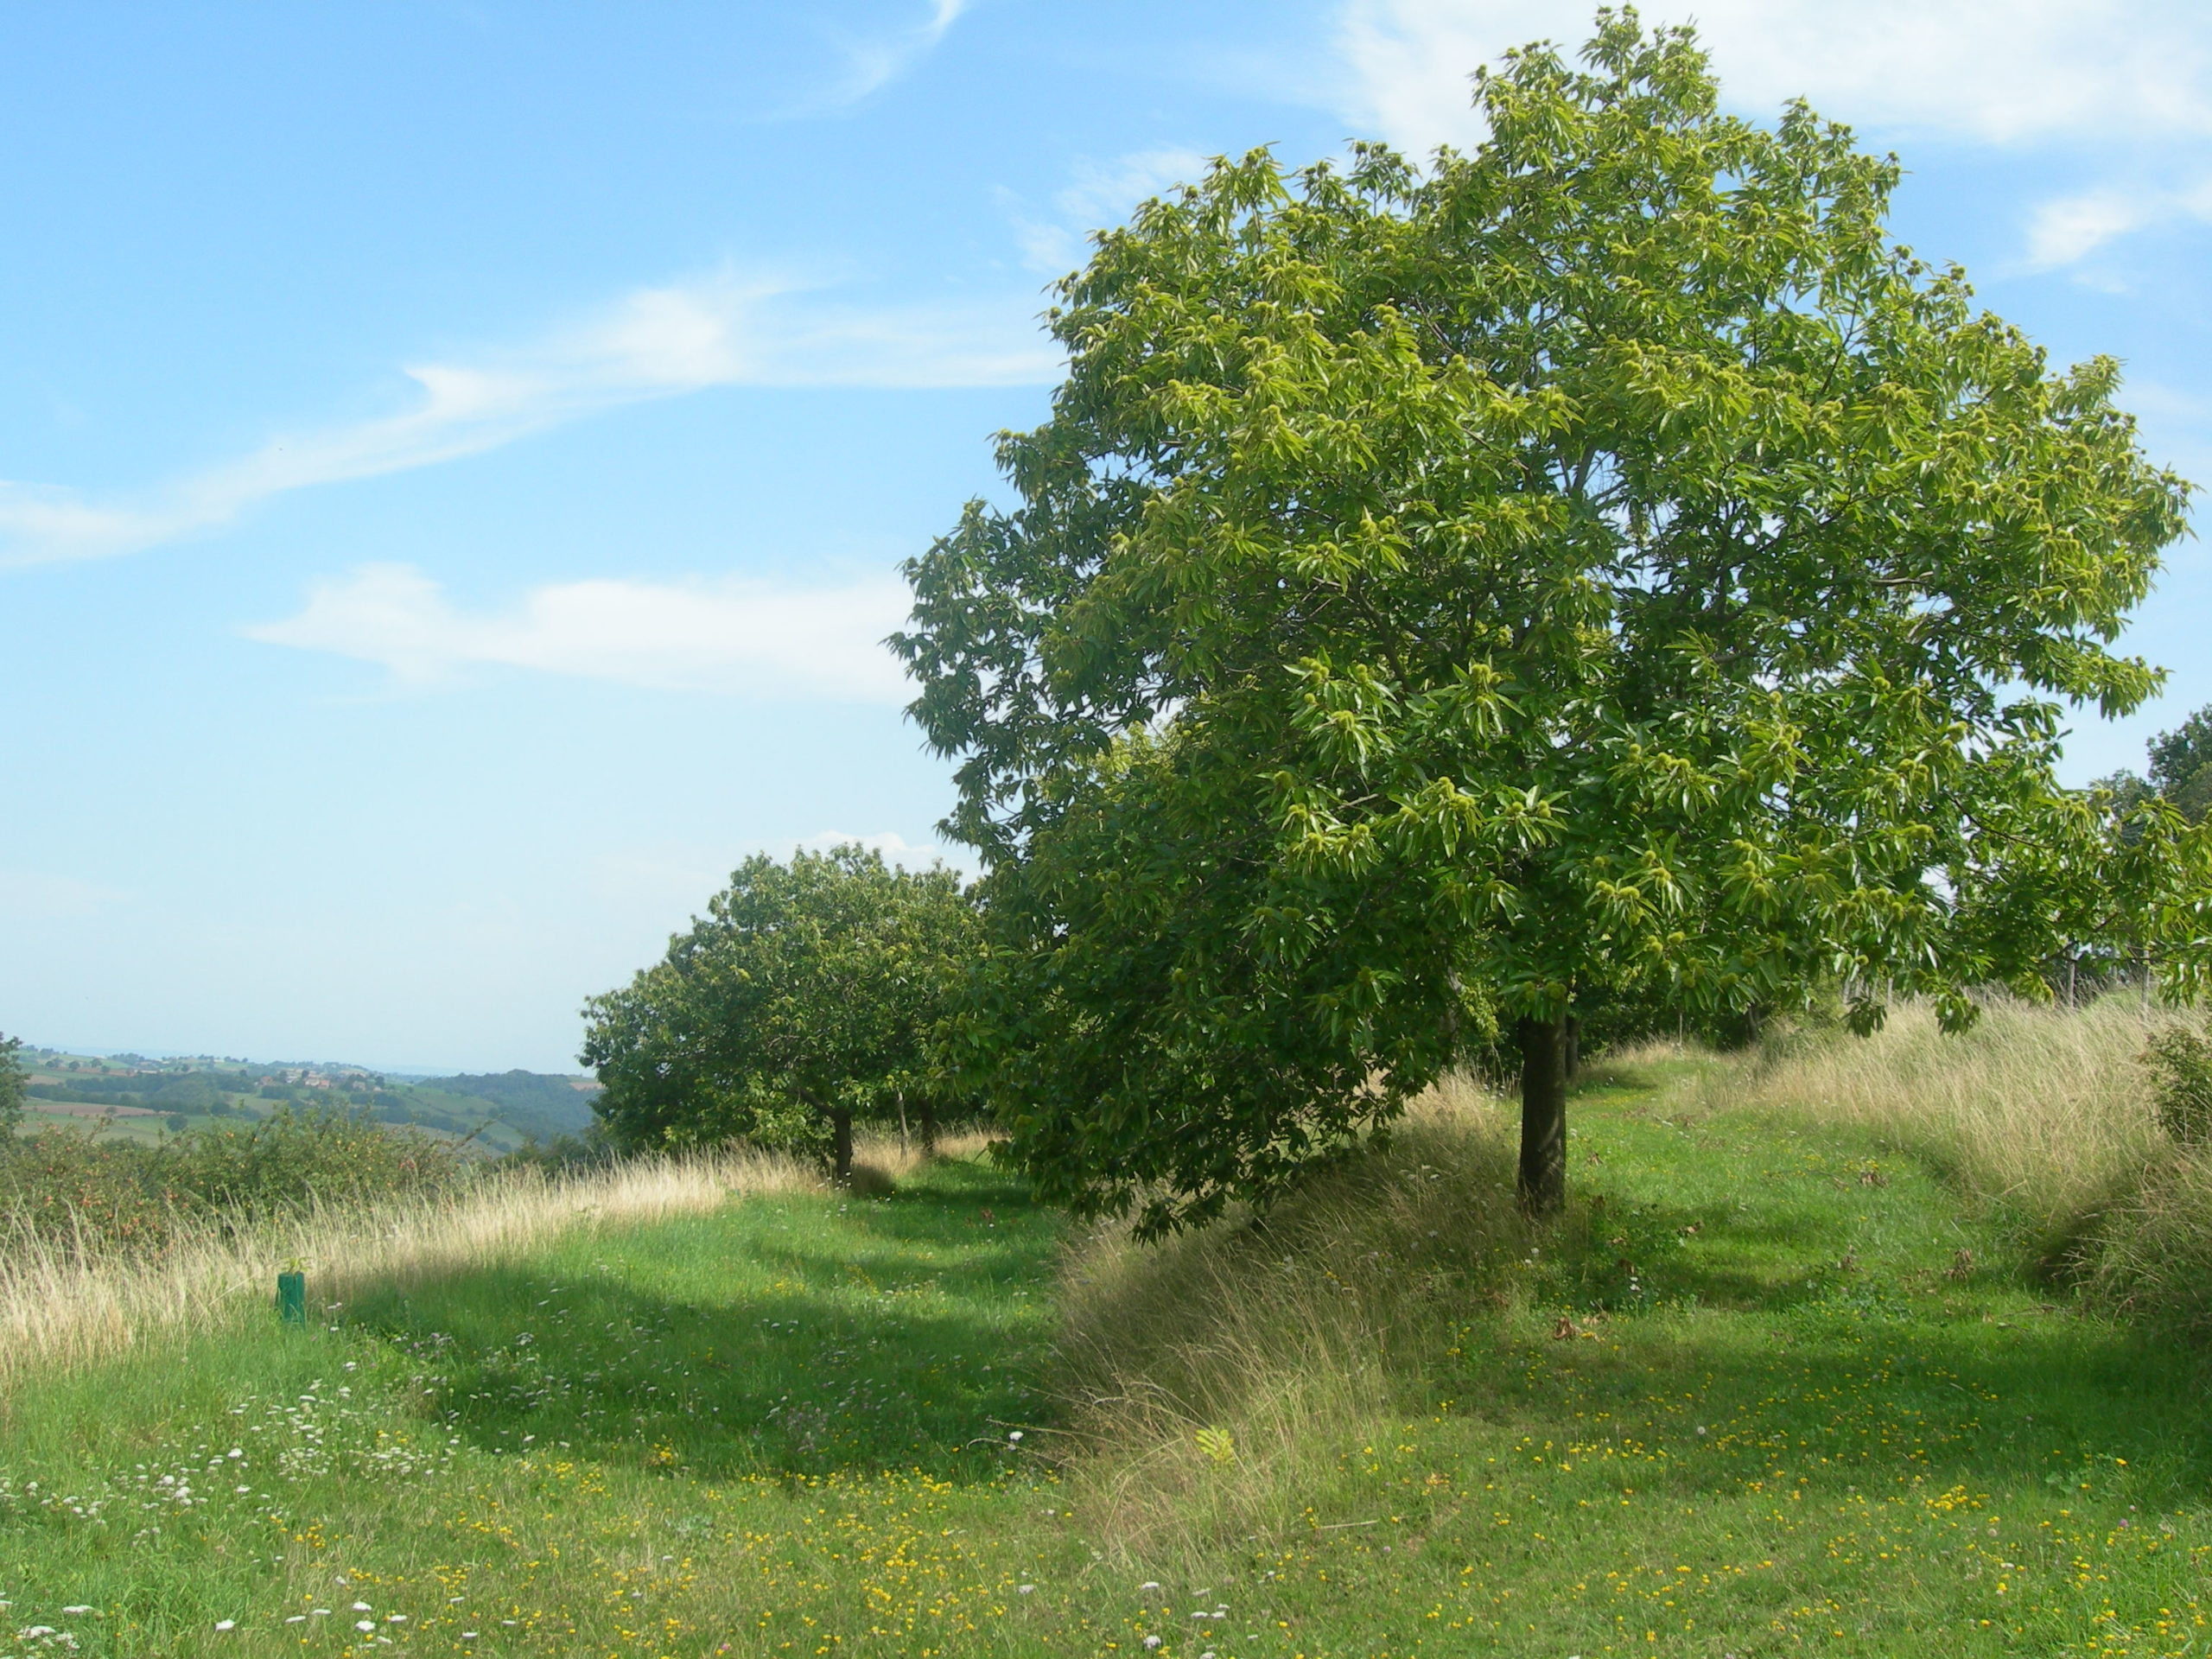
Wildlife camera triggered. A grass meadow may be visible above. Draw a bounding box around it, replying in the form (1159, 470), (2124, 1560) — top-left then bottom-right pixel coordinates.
(6, 1004), (2212, 1656)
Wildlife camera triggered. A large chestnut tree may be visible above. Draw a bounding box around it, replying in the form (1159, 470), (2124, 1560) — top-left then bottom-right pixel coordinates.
(895, 16), (2204, 1231)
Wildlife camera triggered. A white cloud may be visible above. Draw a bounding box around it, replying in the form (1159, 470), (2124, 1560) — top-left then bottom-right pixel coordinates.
(796, 829), (973, 871)
(818, 0), (972, 111)
(0, 270), (1056, 568)
(1337, 1), (2212, 156)
(1009, 147), (1211, 274)
(245, 563), (914, 702)
(0, 868), (129, 920)
(2024, 189), (2159, 270)
(2024, 177), (2212, 270)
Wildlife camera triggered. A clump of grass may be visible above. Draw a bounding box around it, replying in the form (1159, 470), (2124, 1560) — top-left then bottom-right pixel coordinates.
(1051, 1075), (1542, 1560)
(0, 1146), (817, 1384)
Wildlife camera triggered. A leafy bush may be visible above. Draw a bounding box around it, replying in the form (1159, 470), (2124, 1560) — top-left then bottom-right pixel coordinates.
(0, 1128), (180, 1253)
(0, 1032), (23, 1135)
(2144, 1027), (2212, 1147)
(0, 1107), (467, 1257)
(162, 1106), (463, 1217)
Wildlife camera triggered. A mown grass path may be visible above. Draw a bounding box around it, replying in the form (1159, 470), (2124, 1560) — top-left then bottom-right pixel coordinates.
(4, 1065), (2212, 1656)
(1235, 1063), (2212, 1656)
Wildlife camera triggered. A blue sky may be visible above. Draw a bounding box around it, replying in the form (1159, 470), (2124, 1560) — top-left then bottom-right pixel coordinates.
(3, 0), (2208, 1071)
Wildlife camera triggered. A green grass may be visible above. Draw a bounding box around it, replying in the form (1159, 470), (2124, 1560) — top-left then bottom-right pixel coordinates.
(6, 1057), (2212, 1656)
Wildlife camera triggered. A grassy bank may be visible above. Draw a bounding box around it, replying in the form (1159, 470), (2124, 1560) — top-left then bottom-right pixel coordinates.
(1724, 997), (2212, 1335)
(7, 1035), (2212, 1655)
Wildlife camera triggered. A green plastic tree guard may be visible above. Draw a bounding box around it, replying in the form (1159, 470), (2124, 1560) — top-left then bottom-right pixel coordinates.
(276, 1270), (306, 1325)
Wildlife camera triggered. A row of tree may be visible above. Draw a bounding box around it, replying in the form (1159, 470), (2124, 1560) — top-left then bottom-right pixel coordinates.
(582, 16), (2212, 1233)
(582, 849), (976, 1181)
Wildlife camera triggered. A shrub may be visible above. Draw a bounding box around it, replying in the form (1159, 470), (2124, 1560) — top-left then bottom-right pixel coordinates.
(0, 1128), (181, 1254)
(160, 1106), (464, 1219)
(2144, 1027), (2212, 1147)
(0, 1106), (467, 1259)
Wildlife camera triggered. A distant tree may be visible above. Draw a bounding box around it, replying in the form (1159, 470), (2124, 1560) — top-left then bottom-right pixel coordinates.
(0, 1033), (24, 1137)
(2151, 706), (2212, 824)
(895, 15), (2208, 1230)
(581, 847), (980, 1181)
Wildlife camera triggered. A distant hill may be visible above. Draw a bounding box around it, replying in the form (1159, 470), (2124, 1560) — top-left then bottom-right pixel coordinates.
(412, 1071), (601, 1142)
(12, 1046), (602, 1154)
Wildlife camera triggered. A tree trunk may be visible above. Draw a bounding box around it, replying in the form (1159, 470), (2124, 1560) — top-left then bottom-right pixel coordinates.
(1563, 1013), (1582, 1084)
(830, 1107), (854, 1185)
(1517, 1015), (1568, 1217)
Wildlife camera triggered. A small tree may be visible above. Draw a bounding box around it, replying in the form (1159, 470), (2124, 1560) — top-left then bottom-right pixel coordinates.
(0, 1032), (25, 1140)
(581, 846), (978, 1180)
(896, 15), (2207, 1232)
(2150, 706), (2212, 824)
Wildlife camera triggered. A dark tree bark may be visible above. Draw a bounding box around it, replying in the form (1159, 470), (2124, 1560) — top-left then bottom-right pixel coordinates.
(830, 1107), (854, 1184)
(1563, 1013), (1582, 1084)
(1517, 1015), (1569, 1216)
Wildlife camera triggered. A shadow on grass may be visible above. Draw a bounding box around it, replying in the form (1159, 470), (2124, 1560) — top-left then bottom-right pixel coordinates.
(342, 1159), (1059, 1484)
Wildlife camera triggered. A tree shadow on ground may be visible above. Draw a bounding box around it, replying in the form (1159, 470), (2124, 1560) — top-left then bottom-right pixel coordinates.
(342, 1160), (1058, 1484)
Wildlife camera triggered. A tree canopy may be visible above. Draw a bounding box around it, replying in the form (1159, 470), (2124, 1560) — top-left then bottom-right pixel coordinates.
(0, 1033), (23, 1138)
(2150, 708), (2212, 824)
(895, 13), (2206, 1233)
(580, 846), (978, 1179)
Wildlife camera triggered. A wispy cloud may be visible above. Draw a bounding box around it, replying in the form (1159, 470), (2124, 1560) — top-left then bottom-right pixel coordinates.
(0, 868), (129, 920)
(814, 0), (971, 112)
(245, 563), (913, 702)
(2024, 178), (2212, 271)
(0, 270), (1055, 569)
(1007, 147), (1211, 275)
(1337, 1), (2212, 156)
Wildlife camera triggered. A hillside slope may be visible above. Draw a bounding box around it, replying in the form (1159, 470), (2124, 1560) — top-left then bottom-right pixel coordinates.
(3, 1058), (2209, 1655)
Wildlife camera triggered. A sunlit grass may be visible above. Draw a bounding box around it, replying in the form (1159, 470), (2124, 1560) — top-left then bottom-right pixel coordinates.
(0, 1145), (820, 1387)
(7, 1039), (2212, 1656)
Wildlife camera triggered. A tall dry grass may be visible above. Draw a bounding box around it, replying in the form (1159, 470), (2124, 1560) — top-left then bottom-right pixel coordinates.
(1049, 1075), (1537, 1560)
(1717, 995), (2174, 1256)
(0, 1145), (827, 1386)
(1709, 994), (2212, 1333)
